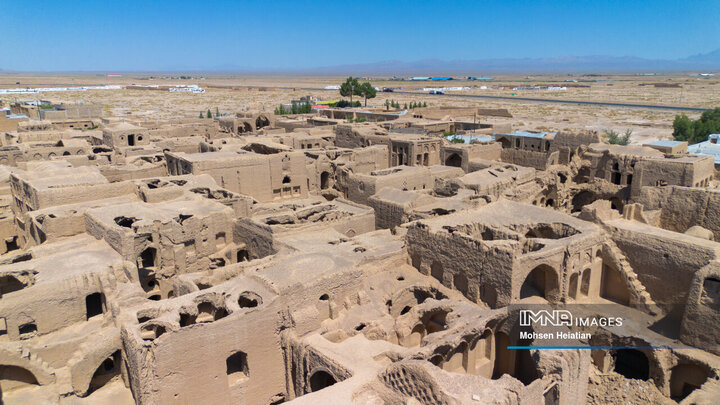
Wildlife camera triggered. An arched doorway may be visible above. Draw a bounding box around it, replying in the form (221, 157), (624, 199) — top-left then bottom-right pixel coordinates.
(453, 273), (469, 296)
(238, 122), (252, 134)
(255, 115), (270, 130)
(520, 264), (559, 300)
(431, 262), (443, 283)
(0, 365), (39, 394)
(309, 370), (337, 392)
(89, 351), (121, 394)
(571, 190), (596, 212)
(0, 275), (25, 295)
(568, 273), (579, 299)
(492, 332), (511, 379)
(600, 264), (630, 305)
(320, 172), (330, 190)
(445, 153), (462, 167)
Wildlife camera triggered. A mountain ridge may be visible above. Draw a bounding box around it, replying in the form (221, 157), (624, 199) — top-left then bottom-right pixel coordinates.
(308, 50), (720, 75)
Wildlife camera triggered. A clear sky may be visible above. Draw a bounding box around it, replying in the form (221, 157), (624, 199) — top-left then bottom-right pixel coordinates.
(1, 0), (719, 71)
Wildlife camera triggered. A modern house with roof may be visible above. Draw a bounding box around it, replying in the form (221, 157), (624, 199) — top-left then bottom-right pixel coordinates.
(688, 134), (720, 166)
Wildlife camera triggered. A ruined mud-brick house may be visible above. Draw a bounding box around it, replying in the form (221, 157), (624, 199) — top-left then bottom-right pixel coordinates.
(0, 111), (718, 405)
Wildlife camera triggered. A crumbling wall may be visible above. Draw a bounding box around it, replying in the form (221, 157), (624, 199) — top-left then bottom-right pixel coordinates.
(0, 272), (107, 339)
(550, 132), (601, 164)
(607, 220), (718, 321)
(634, 186), (720, 241)
(405, 223), (515, 307)
(233, 219), (278, 260)
(680, 261), (720, 355)
(500, 148), (554, 170)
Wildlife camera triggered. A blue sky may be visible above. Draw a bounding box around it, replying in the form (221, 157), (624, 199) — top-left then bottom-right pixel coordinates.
(1, 0), (718, 71)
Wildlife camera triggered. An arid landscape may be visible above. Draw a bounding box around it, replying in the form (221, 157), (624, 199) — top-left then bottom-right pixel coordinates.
(2, 73), (717, 144)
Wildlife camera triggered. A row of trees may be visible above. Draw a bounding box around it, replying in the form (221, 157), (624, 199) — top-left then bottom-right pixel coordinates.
(199, 107), (220, 118)
(339, 77), (376, 106)
(672, 108), (720, 145)
(274, 101), (312, 115)
(384, 100), (427, 110)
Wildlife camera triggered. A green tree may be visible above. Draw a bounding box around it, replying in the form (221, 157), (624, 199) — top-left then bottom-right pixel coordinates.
(403, 103), (408, 109)
(206, 109), (212, 118)
(423, 101), (427, 107)
(673, 108), (720, 144)
(339, 77), (361, 106)
(274, 105), (291, 115)
(199, 111), (204, 118)
(215, 107), (220, 117)
(358, 82), (377, 107)
(673, 114), (694, 142)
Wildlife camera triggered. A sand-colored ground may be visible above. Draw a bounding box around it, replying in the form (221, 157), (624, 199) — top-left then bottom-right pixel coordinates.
(1, 73), (718, 144)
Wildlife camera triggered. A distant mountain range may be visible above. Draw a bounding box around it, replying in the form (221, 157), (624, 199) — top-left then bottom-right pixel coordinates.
(2, 49), (720, 75)
(307, 49), (720, 75)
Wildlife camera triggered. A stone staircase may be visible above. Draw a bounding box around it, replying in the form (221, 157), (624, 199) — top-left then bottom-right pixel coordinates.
(0, 342), (56, 385)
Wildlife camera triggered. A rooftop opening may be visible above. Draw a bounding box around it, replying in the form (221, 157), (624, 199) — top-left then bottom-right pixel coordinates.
(114, 216), (138, 228)
(612, 349), (649, 380)
(670, 363), (709, 401)
(19, 322), (37, 337)
(238, 292), (262, 308)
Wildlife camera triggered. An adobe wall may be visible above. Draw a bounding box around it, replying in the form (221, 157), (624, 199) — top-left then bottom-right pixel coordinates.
(635, 157), (714, 188)
(634, 186), (720, 241)
(367, 195), (413, 230)
(0, 271), (109, 339)
(405, 223), (515, 307)
(122, 301), (286, 404)
(440, 143), (502, 172)
(100, 163), (167, 183)
(680, 261), (720, 355)
(346, 169), (434, 206)
(232, 220), (278, 260)
(500, 148), (554, 170)
(34, 182), (137, 211)
(340, 145), (389, 175)
(606, 220), (719, 319)
(550, 132), (601, 164)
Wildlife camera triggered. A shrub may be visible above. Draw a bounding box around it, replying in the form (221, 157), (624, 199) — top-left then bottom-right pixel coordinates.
(605, 129), (632, 145)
